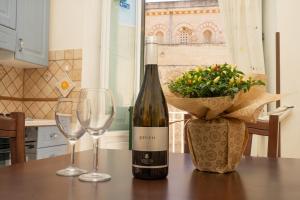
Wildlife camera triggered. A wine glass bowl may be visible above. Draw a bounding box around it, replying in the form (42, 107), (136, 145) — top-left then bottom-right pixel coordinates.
(77, 90), (115, 135)
(56, 114), (85, 142)
(76, 88), (115, 182)
(55, 98), (87, 176)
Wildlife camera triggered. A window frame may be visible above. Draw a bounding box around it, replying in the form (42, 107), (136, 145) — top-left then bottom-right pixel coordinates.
(99, 0), (144, 99)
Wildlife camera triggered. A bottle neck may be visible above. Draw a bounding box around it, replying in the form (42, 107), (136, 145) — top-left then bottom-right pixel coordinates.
(145, 43), (158, 65)
(142, 42), (160, 86)
(143, 64), (160, 85)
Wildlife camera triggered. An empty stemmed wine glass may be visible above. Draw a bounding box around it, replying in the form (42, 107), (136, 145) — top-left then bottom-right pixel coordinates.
(76, 88), (115, 182)
(55, 98), (87, 176)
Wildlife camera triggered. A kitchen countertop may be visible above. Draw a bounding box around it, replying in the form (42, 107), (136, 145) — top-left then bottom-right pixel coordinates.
(25, 119), (56, 127)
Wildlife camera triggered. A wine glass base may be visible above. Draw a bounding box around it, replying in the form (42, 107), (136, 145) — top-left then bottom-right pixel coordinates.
(56, 166), (87, 177)
(78, 172), (111, 182)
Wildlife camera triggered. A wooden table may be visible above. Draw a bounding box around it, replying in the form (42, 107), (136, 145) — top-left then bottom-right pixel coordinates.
(0, 150), (300, 200)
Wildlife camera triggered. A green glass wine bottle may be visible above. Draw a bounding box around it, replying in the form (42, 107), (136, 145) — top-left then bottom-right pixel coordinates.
(132, 36), (169, 180)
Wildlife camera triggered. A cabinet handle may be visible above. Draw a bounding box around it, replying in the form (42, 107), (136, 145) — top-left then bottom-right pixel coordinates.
(19, 38), (24, 52)
(50, 133), (58, 139)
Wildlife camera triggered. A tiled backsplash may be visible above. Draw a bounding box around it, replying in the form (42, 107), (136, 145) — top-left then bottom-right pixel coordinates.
(0, 66), (24, 98)
(0, 100), (23, 114)
(23, 101), (57, 119)
(0, 66), (24, 113)
(0, 49), (82, 119)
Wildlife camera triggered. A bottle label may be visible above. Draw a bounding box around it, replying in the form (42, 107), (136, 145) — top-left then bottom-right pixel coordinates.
(133, 127), (168, 151)
(132, 150), (168, 168)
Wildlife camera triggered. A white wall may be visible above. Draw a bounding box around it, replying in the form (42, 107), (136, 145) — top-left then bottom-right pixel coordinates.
(81, 0), (102, 89)
(49, 0), (102, 151)
(264, 0), (300, 158)
(79, 0), (103, 151)
(276, 0), (300, 158)
(49, 0), (84, 50)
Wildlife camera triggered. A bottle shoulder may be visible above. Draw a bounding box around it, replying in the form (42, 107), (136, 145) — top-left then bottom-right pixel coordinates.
(133, 91), (169, 127)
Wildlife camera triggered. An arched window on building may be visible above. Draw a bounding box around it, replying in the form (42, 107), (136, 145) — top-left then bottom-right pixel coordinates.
(177, 26), (192, 44)
(155, 31), (164, 44)
(203, 29), (213, 43)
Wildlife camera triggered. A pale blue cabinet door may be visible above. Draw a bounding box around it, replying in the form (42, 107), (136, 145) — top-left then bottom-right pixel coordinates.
(0, 25), (16, 51)
(0, 0), (16, 30)
(15, 0), (49, 66)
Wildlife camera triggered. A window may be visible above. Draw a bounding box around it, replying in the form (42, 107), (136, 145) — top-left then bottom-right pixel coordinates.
(178, 27), (192, 44)
(155, 31), (164, 44)
(203, 29), (213, 43)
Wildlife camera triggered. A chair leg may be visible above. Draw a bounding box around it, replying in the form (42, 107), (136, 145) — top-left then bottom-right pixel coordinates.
(9, 138), (17, 165)
(278, 124), (281, 157)
(244, 134), (253, 156)
(183, 114), (192, 153)
(11, 112), (26, 163)
(268, 115), (279, 158)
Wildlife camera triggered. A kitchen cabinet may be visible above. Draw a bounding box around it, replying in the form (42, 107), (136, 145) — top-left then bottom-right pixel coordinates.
(15, 0), (49, 66)
(0, 121), (67, 166)
(0, 0), (49, 67)
(25, 126), (68, 160)
(0, 0), (16, 30)
(0, 25), (16, 51)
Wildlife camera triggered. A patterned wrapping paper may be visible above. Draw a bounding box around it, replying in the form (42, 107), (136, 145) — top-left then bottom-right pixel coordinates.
(187, 118), (248, 173)
(164, 81), (280, 173)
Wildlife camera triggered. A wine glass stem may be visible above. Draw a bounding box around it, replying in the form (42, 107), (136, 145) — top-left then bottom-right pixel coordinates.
(70, 142), (76, 168)
(93, 137), (100, 172)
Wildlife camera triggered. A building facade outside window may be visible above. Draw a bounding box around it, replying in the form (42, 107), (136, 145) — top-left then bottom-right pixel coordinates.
(145, 0), (231, 153)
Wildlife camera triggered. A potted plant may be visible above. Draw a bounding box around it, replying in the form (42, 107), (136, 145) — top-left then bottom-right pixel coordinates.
(165, 63), (279, 173)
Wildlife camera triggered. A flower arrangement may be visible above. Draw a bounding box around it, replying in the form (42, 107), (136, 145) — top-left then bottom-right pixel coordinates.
(168, 63), (265, 98)
(165, 63), (279, 173)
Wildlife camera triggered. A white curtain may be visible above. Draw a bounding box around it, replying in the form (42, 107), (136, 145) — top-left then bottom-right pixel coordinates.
(219, 0), (267, 156)
(219, 0), (265, 74)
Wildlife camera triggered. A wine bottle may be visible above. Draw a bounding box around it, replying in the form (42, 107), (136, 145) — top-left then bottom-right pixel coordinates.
(132, 36), (169, 179)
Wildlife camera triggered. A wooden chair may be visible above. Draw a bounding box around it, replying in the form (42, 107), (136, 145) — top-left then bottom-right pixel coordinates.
(0, 112), (25, 164)
(183, 106), (293, 158)
(244, 106), (293, 158)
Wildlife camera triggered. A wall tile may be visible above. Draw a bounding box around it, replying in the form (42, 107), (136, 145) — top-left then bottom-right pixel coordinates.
(0, 49), (82, 119)
(73, 81), (81, 91)
(74, 49), (82, 59)
(73, 59), (82, 69)
(64, 49), (74, 60)
(49, 62), (60, 75)
(23, 49), (82, 119)
(71, 70), (82, 81)
(55, 50), (65, 60)
(0, 67), (6, 80)
(43, 71), (52, 82)
(0, 65), (24, 100)
(48, 51), (56, 61)
(7, 84), (17, 97)
(0, 100), (23, 113)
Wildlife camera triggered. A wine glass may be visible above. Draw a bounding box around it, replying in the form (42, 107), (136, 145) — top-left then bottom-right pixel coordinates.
(76, 88), (115, 182)
(55, 98), (87, 176)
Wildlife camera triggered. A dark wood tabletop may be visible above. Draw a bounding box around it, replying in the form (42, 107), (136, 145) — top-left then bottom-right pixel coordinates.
(0, 149), (300, 200)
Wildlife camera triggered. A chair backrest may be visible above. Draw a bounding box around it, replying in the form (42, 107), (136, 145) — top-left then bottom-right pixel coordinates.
(0, 112), (25, 164)
(244, 115), (280, 158)
(245, 107), (293, 157)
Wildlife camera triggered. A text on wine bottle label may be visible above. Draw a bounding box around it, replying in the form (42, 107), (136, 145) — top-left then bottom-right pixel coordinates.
(133, 127), (169, 151)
